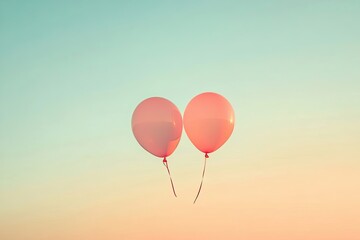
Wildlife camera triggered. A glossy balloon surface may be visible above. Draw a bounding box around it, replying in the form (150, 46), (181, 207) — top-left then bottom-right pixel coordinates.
(184, 92), (234, 154)
(132, 97), (183, 158)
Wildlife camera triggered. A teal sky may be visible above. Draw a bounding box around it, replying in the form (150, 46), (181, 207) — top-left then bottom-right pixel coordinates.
(1, 1), (360, 239)
(1, 0), (360, 190)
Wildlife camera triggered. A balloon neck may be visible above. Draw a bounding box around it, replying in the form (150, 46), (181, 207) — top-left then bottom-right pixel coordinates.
(163, 157), (167, 163)
(205, 153), (209, 159)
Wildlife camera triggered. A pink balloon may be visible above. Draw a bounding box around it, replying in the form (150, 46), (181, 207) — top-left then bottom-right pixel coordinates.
(184, 92), (235, 155)
(132, 97), (183, 158)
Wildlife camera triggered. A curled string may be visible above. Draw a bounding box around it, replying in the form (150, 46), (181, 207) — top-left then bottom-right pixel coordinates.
(193, 153), (209, 204)
(163, 158), (177, 197)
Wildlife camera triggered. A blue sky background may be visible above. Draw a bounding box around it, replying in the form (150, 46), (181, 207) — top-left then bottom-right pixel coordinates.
(1, 1), (360, 239)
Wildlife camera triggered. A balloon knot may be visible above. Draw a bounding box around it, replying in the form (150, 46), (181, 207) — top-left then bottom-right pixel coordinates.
(205, 153), (209, 158)
(163, 158), (167, 163)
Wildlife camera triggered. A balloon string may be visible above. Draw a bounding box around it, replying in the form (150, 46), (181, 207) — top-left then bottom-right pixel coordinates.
(163, 158), (177, 197)
(193, 153), (209, 204)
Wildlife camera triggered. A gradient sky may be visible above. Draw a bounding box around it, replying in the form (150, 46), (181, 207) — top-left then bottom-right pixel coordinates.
(1, 1), (360, 239)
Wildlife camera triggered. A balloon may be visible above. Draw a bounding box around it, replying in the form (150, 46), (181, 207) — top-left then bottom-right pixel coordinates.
(184, 92), (235, 203)
(132, 97), (183, 159)
(183, 92), (235, 156)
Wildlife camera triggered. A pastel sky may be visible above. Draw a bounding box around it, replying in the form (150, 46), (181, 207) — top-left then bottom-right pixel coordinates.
(1, 1), (359, 239)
